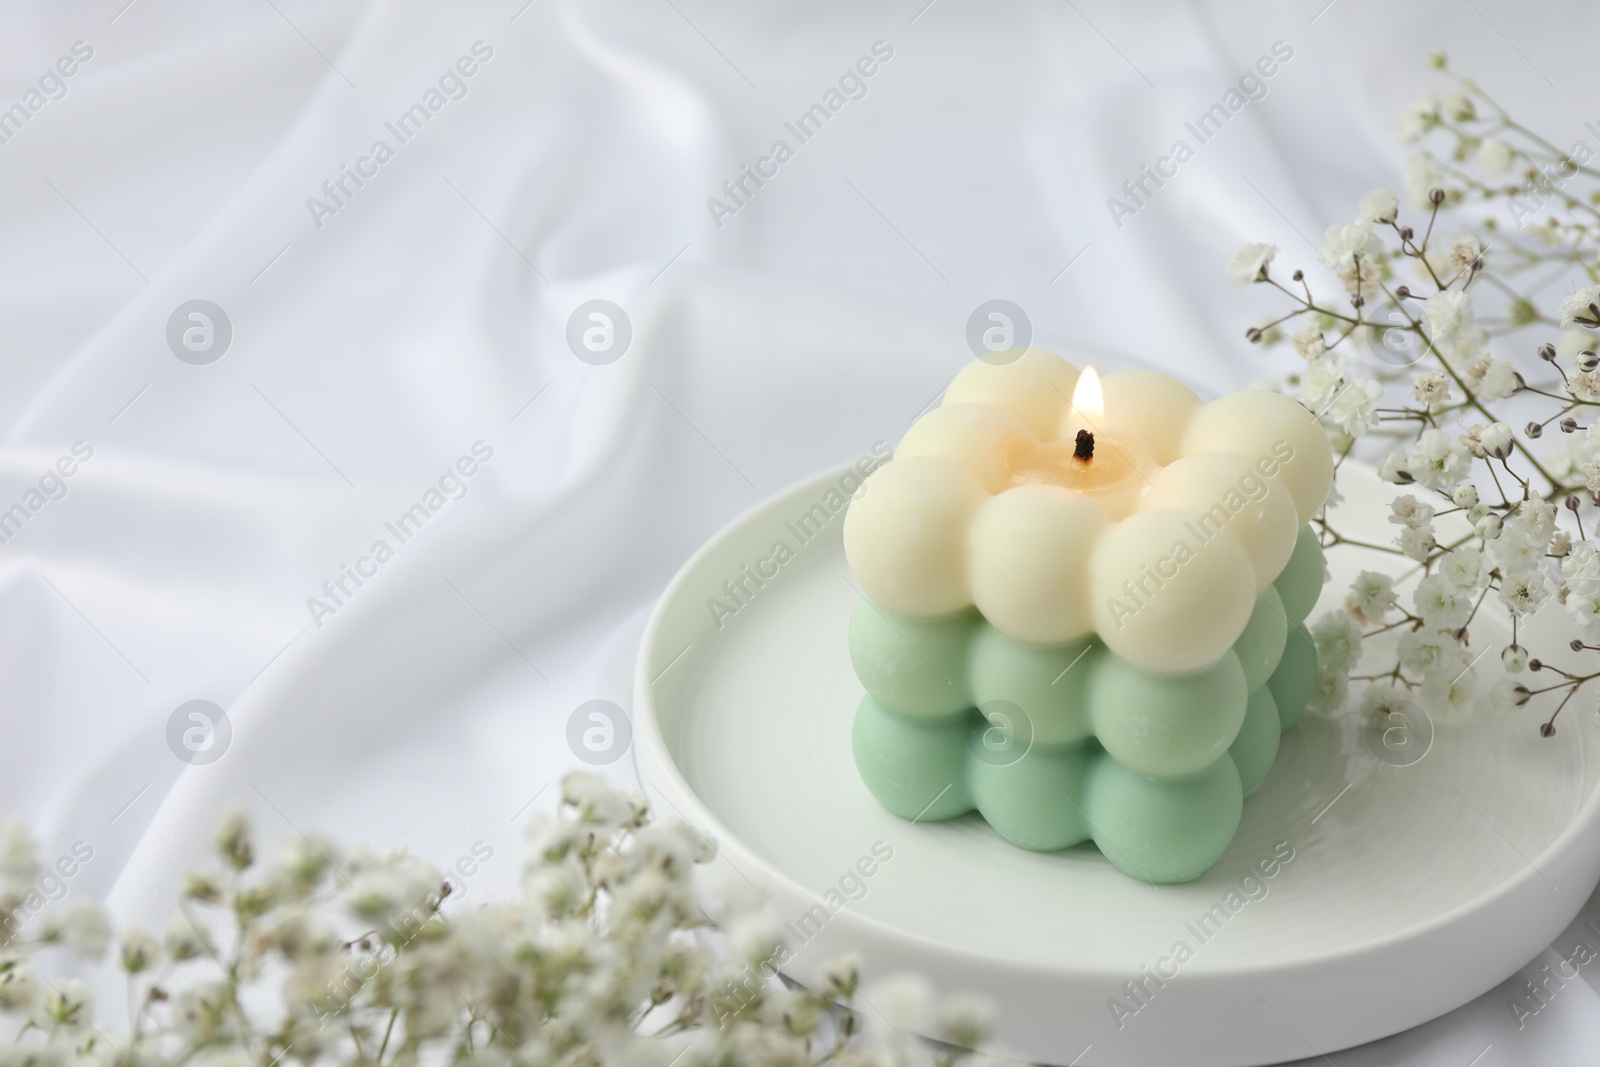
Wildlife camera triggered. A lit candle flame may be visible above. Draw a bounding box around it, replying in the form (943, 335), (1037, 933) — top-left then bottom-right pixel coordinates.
(1071, 365), (1103, 427)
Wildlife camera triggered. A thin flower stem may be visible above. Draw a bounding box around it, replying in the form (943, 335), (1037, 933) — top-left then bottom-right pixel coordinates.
(378, 1008), (399, 1064)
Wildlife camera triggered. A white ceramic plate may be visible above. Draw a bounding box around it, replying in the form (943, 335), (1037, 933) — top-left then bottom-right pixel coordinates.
(633, 459), (1600, 1067)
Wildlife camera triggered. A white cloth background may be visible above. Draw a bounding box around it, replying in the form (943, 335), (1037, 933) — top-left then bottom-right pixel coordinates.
(5, 0), (1600, 1063)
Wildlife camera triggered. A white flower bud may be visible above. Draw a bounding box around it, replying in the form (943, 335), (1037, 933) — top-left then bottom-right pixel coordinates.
(1477, 514), (1504, 540)
(1453, 484), (1479, 508)
(120, 929), (160, 974)
(1358, 188), (1400, 226)
(1502, 644), (1529, 673)
(1480, 422), (1514, 460)
(35, 980), (93, 1029)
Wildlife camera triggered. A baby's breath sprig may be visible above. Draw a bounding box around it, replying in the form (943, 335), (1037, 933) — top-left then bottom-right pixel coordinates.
(1231, 53), (1600, 736)
(0, 778), (1010, 1067)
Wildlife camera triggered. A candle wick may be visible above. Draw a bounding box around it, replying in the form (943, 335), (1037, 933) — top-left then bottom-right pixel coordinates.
(1073, 429), (1095, 461)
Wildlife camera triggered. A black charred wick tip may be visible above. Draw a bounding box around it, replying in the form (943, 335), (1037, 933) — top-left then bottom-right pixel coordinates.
(1074, 429), (1095, 461)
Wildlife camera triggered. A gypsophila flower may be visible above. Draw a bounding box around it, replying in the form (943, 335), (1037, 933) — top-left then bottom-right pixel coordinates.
(1311, 611), (1363, 673)
(1572, 370), (1600, 402)
(1490, 678), (1532, 712)
(1467, 357), (1519, 400)
(936, 993), (997, 1051)
(1413, 573), (1473, 629)
(1563, 541), (1600, 596)
(1407, 428), (1471, 488)
(816, 952), (863, 999)
(1358, 684), (1414, 721)
(725, 914), (784, 970)
(1559, 327), (1595, 359)
(1348, 571), (1398, 623)
(1499, 569), (1556, 616)
(1517, 498), (1557, 543)
(1422, 663), (1479, 718)
(1404, 151), (1446, 211)
(1358, 188), (1400, 225)
(1307, 659), (1350, 715)
(1327, 375), (1383, 437)
(1442, 92), (1474, 121)
(1561, 285), (1600, 329)
(1389, 495), (1435, 528)
(1477, 136), (1513, 176)
(1551, 423), (1599, 467)
(1378, 447), (1412, 484)
(1491, 522), (1550, 576)
(1412, 371), (1451, 406)
(1437, 548), (1489, 592)
(562, 772), (644, 827)
(1446, 234), (1484, 277)
(1297, 354), (1345, 411)
(1291, 323), (1327, 361)
(1397, 626), (1458, 680)
(33, 979), (91, 1030)
(1424, 290), (1475, 343)
(344, 847), (442, 931)
(1320, 222), (1383, 294)
(1553, 531), (1573, 558)
(1227, 243), (1277, 289)
(216, 808), (252, 872)
(862, 974), (935, 1036)
(1397, 96), (1441, 143)
(1562, 542), (1600, 637)
(119, 929), (159, 974)
(1453, 484), (1479, 509)
(1396, 524), (1435, 562)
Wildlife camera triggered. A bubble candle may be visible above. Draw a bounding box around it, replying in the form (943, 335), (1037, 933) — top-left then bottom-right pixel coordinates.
(843, 350), (1333, 883)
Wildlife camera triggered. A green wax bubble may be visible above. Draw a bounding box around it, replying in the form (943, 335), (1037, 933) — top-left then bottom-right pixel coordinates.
(968, 741), (1095, 851)
(1267, 622), (1317, 731)
(848, 599), (975, 717)
(1084, 755), (1244, 884)
(968, 627), (1097, 746)
(1233, 586), (1289, 692)
(1087, 650), (1248, 778)
(851, 695), (972, 820)
(1274, 525), (1326, 623)
(1229, 686), (1282, 796)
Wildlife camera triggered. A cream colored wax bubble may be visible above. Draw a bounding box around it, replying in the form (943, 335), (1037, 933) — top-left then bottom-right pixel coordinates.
(1140, 452), (1300, 584)
(1181, 391), (1334, 523)
(1089, 509), (1259, 673)
(842, 351), (1332, 675)
(843, 457), (985, 616)
(968, 484), (1108, 643)
(945, 349), (1081, 440)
